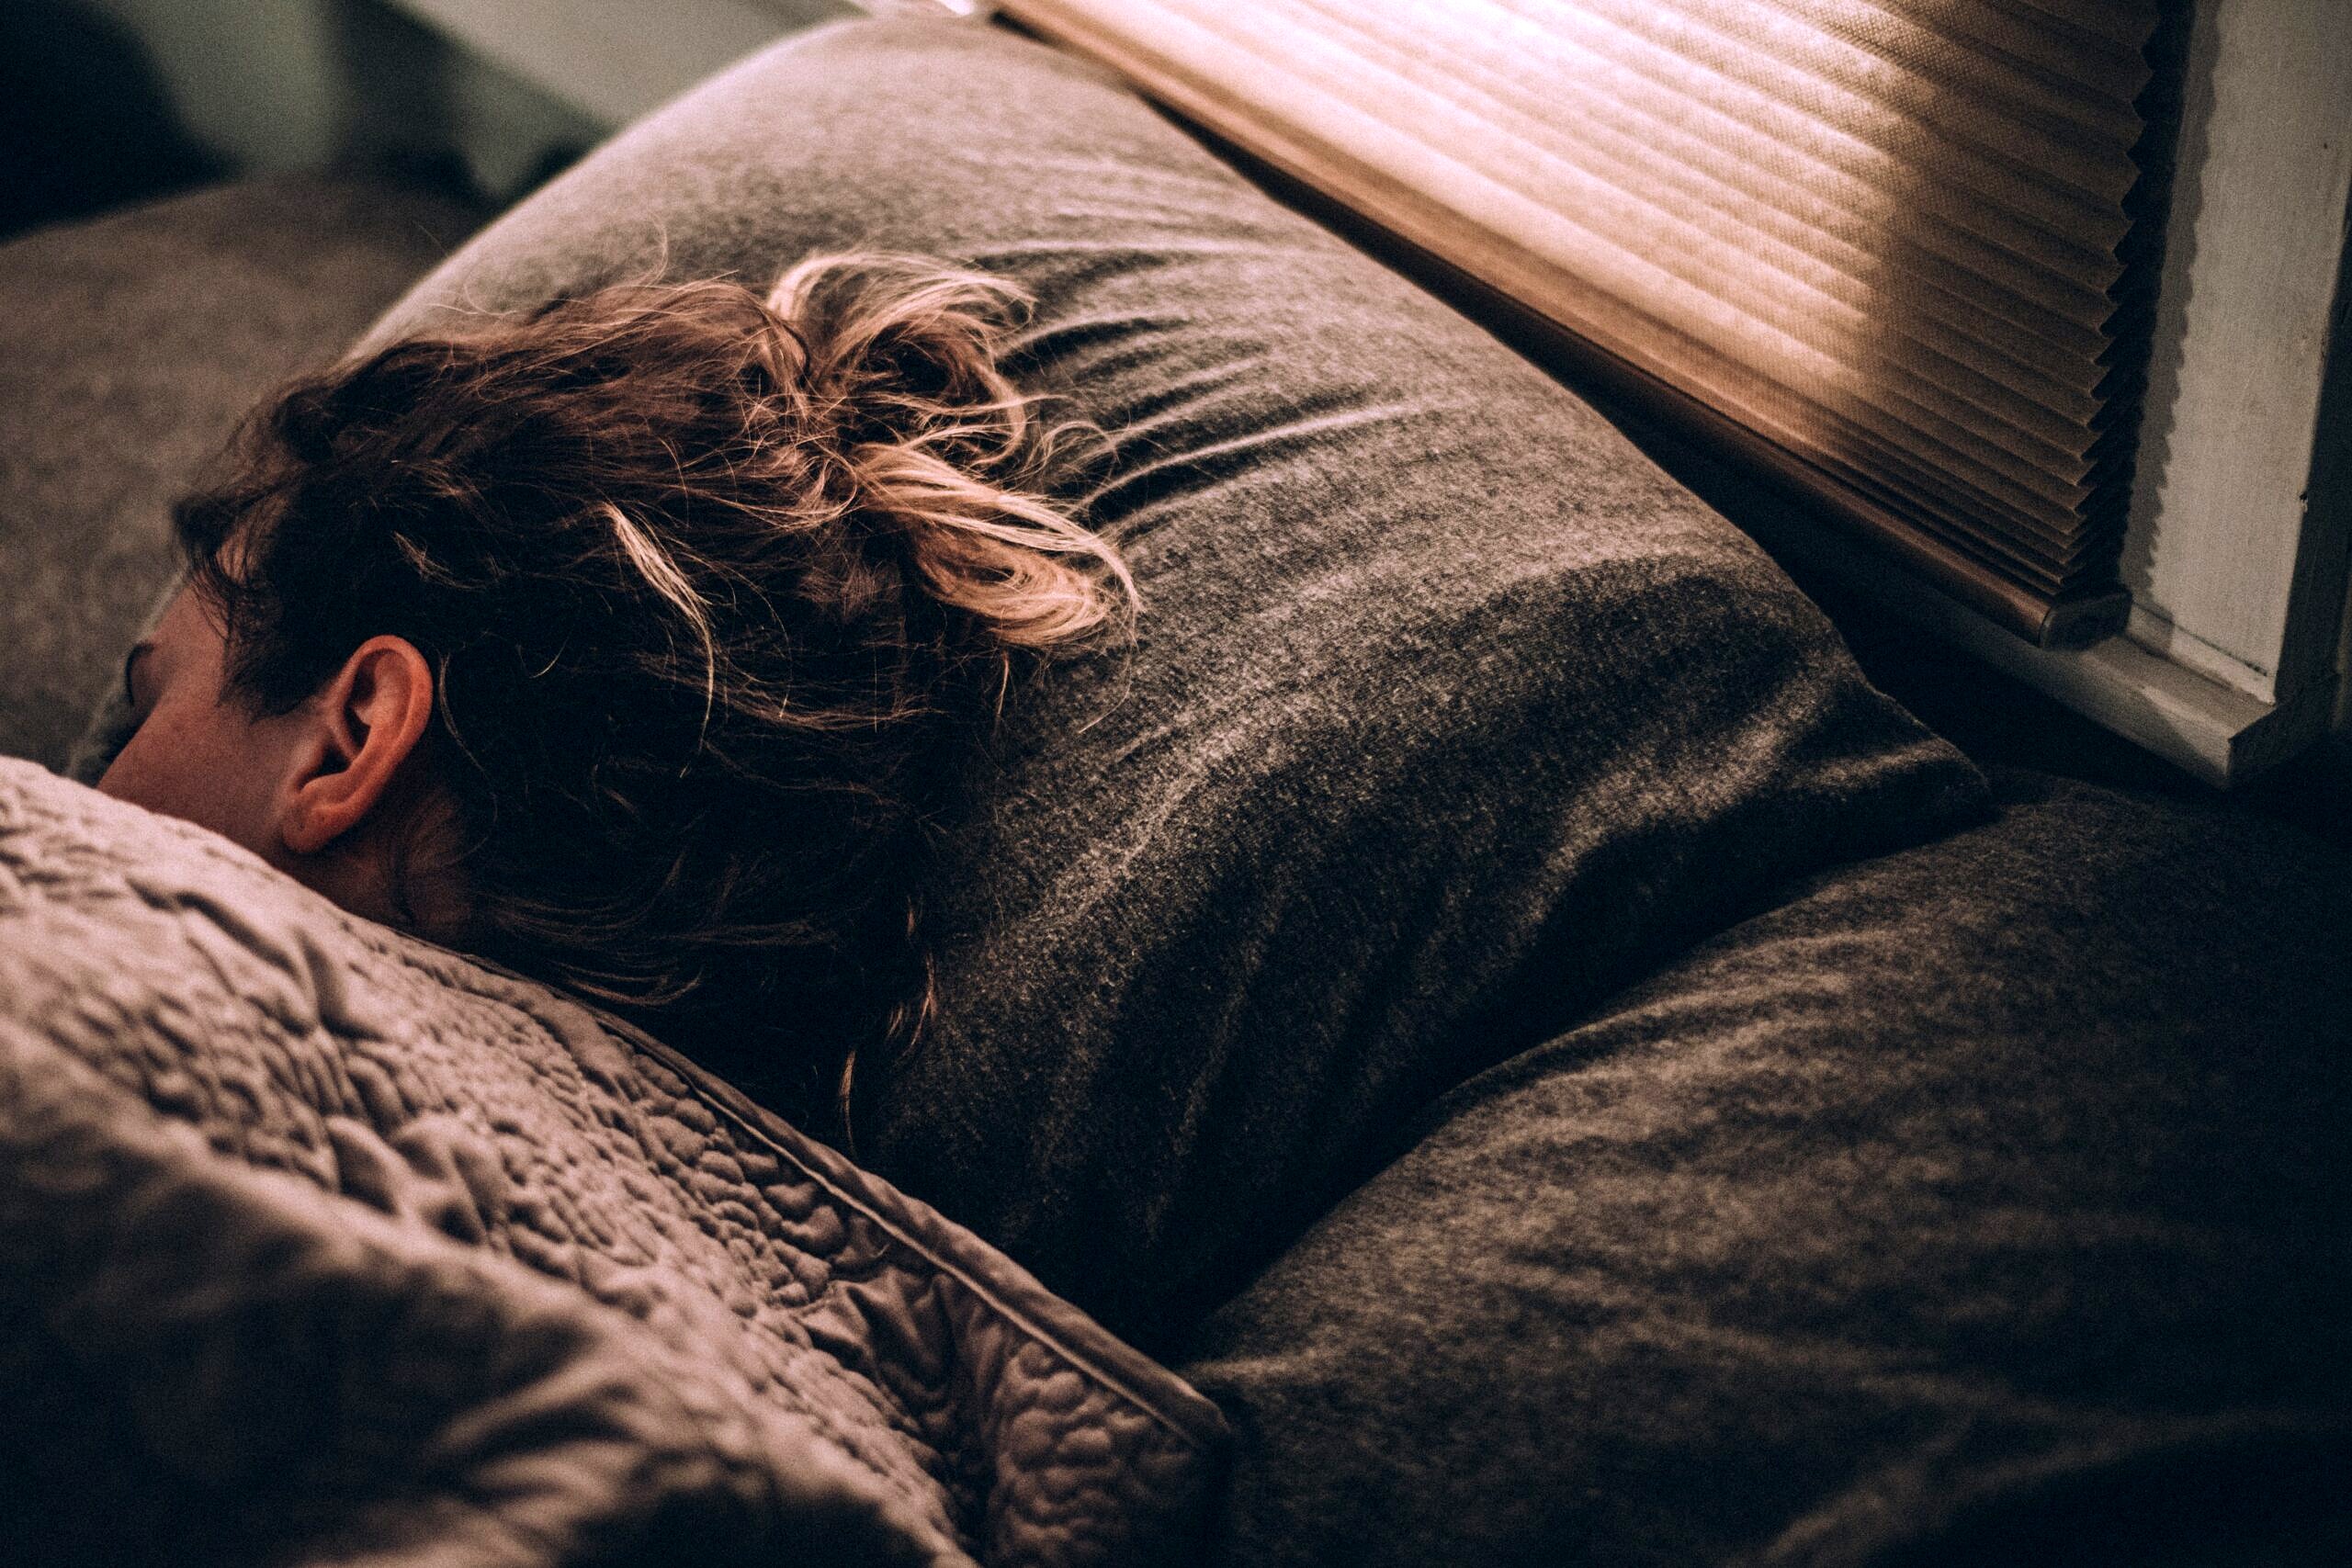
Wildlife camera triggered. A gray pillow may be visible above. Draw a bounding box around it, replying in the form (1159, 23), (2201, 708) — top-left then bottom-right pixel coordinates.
(85, 16), (1991, 1350)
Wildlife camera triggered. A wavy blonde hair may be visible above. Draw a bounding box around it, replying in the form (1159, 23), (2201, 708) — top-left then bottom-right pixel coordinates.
(175, 253), (1139, 1139)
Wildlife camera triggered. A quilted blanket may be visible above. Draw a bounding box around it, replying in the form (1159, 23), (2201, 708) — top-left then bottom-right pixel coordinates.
(0, 758), (1227, 1566)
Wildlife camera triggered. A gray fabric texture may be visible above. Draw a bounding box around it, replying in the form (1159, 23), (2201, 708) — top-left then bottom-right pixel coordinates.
(0, 174), (485, 771)
(12, 16), (2346, 1568)
(340, 14), (1989, 1351)
(1175, 767), (2352, 1567)
(0, 756), (1227, 1567)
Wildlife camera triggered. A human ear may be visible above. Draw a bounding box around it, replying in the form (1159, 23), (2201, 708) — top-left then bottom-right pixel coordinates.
(277, 637), (436, 856)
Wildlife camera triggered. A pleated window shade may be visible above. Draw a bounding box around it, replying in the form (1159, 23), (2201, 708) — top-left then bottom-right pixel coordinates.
(999, 0), (2175, 646)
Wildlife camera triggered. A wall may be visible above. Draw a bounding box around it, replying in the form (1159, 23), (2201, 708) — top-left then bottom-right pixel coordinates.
(379, 0), (856, 130)
(63, 0), (607, 201)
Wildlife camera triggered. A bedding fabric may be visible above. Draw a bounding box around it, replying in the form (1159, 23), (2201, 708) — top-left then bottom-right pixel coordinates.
(11, 13), (2349, 1568)
(1176, 769), (2352, 1567)
(0, 757), (1227, 1567)
(287, 12), (1993, 1353)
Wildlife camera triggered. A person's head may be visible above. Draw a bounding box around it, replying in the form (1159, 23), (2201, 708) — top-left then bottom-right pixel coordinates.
(99, 253), (1137, 1130)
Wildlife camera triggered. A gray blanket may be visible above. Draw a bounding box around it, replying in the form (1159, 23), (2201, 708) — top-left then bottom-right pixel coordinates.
(0, 757), (1226, 1566)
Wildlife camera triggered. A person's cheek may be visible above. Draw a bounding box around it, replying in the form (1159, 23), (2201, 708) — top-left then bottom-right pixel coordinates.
(96, 698), (270, 856)
(97, 708), (198, 820)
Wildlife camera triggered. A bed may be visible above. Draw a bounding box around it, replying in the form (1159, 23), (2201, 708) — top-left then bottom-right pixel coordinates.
(2, 14), (2346, 1565)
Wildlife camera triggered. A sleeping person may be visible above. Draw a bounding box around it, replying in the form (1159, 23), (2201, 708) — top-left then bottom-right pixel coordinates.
(95, 252), (1139, 1141)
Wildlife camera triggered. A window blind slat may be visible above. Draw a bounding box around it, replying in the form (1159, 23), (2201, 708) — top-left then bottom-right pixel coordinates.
(1845, 0), (2154, 101)
(1454, 6), (2132, 338)
(1736, 0), (2144, 144)
(1997, 0), (2157, 54)
(999, 0), (2173, 643)
(1500, 274), (2099, 533)
(1469, 2), (2137, 263)
(1506, 0), (2144, 223)
(1294, 0), (2117, 413)
(1289, 46), (2109, 465)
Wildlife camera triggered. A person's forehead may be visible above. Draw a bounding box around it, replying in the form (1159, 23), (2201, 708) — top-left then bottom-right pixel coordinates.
(154, 582), (226, 648)
(128, 585), (230, 698)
